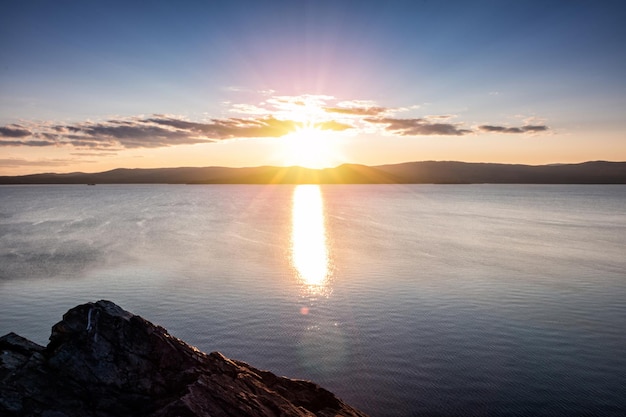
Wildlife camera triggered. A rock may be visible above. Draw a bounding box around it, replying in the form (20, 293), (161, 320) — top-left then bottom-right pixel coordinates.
(0, 300), (368, 417)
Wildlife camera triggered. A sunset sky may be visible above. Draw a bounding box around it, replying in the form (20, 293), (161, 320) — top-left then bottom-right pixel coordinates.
(1, 0), (625, 175)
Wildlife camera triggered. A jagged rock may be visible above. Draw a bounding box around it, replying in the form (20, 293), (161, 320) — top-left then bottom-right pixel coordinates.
(0, 300), (368, 417)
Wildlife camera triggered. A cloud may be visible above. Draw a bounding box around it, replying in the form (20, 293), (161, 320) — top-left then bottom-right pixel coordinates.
(478, 124), (549, 134)
(424, 115), (455, 120)
(324, 106), (388, 116)
(0, 115), (302, 150)
(0, 94), (552, 152)
(62, 121), (208, 149)
(314, 120), (353, 131)
(0, 158), (78, 167)
(0, 125), (32, 138)
(148, 116), (299, 138)
(365, 117), (473, 136)
(70, 152), (118, 157)
(0, 140), (56, 147)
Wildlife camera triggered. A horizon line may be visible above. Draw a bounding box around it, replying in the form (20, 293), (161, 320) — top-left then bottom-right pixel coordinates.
(2, 159), (624, 178)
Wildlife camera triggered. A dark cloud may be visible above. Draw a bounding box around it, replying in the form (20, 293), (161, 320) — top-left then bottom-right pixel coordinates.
(144, 117), (205, 131)
(366, 117), (472, 136)
(0, 115), (302, 150)
(147, 115), (298, 139)
(0, 125), (32, 138)
(207, 117), (298, 138)
(0, 140), (56, 147)
(314, 120), (353, 131)
(324, 106), (387, 116)
(479, 124), (549, 134)
(0, 110), (550, 152)
(65, 122), (206, 148)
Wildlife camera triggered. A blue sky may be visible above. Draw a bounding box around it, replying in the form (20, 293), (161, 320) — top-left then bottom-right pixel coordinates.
(1, 0), (625, 174)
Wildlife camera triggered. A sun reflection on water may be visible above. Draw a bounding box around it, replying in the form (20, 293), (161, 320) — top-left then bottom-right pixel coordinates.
(291, 185), (330, 292)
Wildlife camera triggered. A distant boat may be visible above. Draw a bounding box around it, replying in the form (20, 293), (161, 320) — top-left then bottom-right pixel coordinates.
(87, 183), (96, 186)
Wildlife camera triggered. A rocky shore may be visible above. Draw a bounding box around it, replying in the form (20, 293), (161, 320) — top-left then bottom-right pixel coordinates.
(0, 300), (368, 417)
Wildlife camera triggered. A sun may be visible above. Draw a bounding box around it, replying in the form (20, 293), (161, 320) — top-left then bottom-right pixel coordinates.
(279, 125), (342, 168)
(267, 95), (347, 168)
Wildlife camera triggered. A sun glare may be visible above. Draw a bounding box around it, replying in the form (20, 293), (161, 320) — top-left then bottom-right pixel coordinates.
(280, 125), (341, 168)
(291, 185), (330, 289)
(267, 95), (347, 168)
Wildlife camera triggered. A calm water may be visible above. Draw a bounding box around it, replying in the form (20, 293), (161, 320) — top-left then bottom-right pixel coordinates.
(1, 184), (625, 416)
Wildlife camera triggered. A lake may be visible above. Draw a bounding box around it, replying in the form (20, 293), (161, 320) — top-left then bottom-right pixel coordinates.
(1, 184), (625, 416)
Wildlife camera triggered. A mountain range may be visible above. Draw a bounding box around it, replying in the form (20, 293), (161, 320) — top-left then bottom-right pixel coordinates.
(1, 161), (625, 184)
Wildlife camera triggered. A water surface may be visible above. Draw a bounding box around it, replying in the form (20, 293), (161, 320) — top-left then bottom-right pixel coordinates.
(1, 184), (625, 416)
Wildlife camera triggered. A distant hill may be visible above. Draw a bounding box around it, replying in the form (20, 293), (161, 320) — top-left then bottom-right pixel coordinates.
(1, 161), (625, 184)
(373, 161), (626, 184)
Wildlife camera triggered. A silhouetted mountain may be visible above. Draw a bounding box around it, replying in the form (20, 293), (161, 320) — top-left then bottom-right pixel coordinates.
(373, 161), (626, 184)
(1, 161), (624, 184)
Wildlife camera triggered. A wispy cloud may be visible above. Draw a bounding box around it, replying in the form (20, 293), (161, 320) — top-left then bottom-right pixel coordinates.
(324, 106), (388, 116)
(0, 158), (80, 168)
(61, 120), (209, 148)
(365, 117), (473, 136)
(70, 152), (118, 157)
(0, 94), (551, 151)
(0, 139), (56, 147)
(146, 115), (298, 139)
(0, 116), (304, 150)
(478, 124), (548, 134)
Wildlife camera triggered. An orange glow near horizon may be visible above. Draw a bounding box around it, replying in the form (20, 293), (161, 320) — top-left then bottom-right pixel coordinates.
(291, 185), (330, 290)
